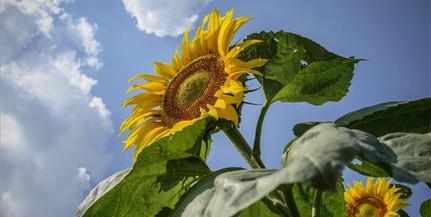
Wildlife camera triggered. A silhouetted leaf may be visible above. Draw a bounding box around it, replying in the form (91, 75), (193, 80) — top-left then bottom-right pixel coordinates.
(335, 98), (431, 137)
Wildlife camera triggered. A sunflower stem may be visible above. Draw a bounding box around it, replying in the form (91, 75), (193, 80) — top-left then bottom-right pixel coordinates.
(312, 189), (323, 217)
(253, 101), (270, 161)
(222, 125), (265, 169)
(222, 124), (292, 216)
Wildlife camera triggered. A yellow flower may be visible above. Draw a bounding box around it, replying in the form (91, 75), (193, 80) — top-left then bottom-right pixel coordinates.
(121, 8), (267, 160)
(344, 177), (409, 217)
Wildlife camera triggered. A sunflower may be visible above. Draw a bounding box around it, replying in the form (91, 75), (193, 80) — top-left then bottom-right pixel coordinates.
(344, 177), (408, 217)
(120, 8), (267, 160)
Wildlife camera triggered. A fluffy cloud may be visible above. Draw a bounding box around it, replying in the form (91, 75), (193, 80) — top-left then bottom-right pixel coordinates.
(1, 1), (112, 217)
(122, 0), (211, 37)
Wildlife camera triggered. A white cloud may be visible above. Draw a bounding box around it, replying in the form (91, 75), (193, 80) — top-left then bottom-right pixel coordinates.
(122, 0), (211, 37)
(1, 1), (112, 217)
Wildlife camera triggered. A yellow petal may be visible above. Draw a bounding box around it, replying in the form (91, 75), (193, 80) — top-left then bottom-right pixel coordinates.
(226, 39), (263, 59)
(128, 73), (168, 83)
(217, 10), (236, 58)
(217, 104), (239, 126)
(154, 62), (177, 79)
(126, 82), (166, 93)
(181, 27), (192, 65)
(172, 47), (183, 71)
(207, 8), (221, 53)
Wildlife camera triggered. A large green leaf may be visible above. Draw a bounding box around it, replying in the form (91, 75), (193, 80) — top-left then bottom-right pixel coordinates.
(380, 132), (431, 183)
(270, 59), (356, 104)
(199, 124), (395, 216)
(79, 118), (215, 217)
(335, 97), (431, 137)
(239, 31), (358, 105)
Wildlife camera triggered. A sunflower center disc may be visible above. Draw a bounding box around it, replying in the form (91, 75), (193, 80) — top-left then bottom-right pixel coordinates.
(351, 196), (387, 217)
(174, 70), (210, 108)
(161, 54), (227, 128)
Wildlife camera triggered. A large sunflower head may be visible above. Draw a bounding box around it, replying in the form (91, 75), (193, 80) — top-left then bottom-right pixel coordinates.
(121, 8), (267, 160)
(344, 177), (409, 217)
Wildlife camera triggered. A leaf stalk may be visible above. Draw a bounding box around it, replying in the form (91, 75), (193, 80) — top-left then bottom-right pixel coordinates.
(253, 101), (271, 161)
(312, 189), (323, 217)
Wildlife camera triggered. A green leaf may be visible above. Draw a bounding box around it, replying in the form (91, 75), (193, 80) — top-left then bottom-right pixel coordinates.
(392, 183), (413, 200)
(420, 198), (431, 217)
(239, 31), (358, 105)
(398, 209), (410, 217)
(270, 59), (356, 104)
(335, 97), (431, 137)
(80, 118), (215, 217)
(380, 132), (431, 183)
(293, 180), (346, 217)
(76, 169), (131, 217)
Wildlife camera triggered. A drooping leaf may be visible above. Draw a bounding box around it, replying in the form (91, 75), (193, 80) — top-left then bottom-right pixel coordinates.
(420, 198), (431, 217)
(282, 123), (396, 190)
(203, 124), (396, 216)
(335, 97), (431, 137)
(239, 31), (358, 105)
(380, 132), (431, 183)
(79, 118), (215, 217)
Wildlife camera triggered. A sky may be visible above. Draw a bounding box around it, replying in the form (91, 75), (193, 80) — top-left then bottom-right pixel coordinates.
(0, 0), (429, 217)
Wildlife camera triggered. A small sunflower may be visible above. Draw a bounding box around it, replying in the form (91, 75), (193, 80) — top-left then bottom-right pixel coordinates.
(121, 8), (267, 160)
(344, 177), (409, 217)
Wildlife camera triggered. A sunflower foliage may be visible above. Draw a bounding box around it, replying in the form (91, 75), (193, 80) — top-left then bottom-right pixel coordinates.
(77, 28), (431, 217)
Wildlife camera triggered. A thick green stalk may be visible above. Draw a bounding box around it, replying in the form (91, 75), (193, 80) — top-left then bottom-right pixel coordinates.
(222, 126), (265, 169)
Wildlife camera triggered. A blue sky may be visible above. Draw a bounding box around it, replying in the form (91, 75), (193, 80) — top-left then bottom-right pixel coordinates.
(1, 0), (429, 216)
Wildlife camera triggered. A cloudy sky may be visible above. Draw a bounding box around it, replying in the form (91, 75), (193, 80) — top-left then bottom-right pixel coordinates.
(1, 0), (429, 216)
